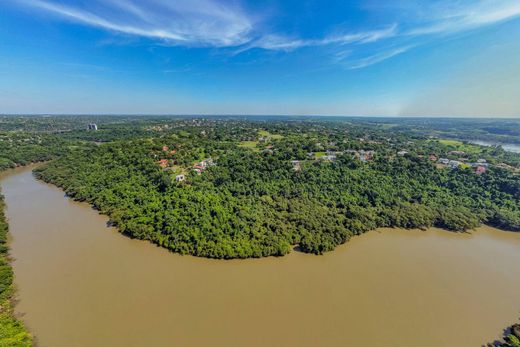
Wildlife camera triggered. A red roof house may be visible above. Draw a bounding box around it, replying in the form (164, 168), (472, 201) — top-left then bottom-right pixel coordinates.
(158, 159), (168, 168)
(475, 166), (487, 175)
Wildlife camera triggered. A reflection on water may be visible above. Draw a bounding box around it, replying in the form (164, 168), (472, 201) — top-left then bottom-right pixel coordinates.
(2, 166), (520, 347)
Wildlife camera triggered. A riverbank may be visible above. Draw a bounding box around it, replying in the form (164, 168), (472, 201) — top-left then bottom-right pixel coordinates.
(0, 192), (32, 346)
(489, 322), (520, 346)
(3, 165), (520, 347)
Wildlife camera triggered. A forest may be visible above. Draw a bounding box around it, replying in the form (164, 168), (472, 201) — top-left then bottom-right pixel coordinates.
(21, 116), (519, 259)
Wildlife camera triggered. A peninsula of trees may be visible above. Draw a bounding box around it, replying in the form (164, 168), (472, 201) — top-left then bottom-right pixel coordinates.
(18, 116), (518, 259)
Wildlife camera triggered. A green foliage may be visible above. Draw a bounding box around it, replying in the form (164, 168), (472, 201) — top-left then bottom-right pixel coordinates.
(0, 132), (72, 171)
(0, 196), (32, 346)
(493, 208), (520, 231)
(33, 121), (519, 259)
(508, 334), (520, 347)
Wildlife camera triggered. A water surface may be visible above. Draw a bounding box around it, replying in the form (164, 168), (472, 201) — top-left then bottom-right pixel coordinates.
(469, 140), (520, 153)
(2, 166), (520, 347)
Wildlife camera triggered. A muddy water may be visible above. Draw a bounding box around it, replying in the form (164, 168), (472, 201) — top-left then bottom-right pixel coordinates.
(2, 166), (520, 347)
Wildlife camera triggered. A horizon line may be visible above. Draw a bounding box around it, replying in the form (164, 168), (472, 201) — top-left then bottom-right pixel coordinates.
(2, 113), (520, 119)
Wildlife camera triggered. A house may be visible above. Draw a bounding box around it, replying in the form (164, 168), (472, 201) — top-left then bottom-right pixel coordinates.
(290, 160), (301, 172)
(449, 150), (465, 155)
(320, 155), (337, 161)
(438, 158), (450, 165)
(475, 166), (487, 175)
(191, 158), (215, 174)
(200, 158), (214, 168)
(477, 159), (487, 164)
(175, 174), (185, 182)
(429, 155), (438, 162)
(87, 123), (98, 131)
(397, 150), (408, 156)
(359, 150), (374, 162)
(157, 159), (168, 168)
(194, 158), (215, 171)
(162, 146), (169, 152)
(448, 160), (462, 169)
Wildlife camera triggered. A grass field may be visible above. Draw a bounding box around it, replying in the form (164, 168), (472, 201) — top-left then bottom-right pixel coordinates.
(439, 139), (463, 146)
(238, 141), (259, 150)
(258, 130), (284, 140)
(438, 139), (482, 154)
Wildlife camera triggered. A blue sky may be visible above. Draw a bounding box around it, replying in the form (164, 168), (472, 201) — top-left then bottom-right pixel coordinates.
(1, 0), (520, 116)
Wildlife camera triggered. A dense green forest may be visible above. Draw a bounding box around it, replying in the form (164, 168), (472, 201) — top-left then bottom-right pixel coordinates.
(28, 117), (519, 258)
(0, 132), (73, 171)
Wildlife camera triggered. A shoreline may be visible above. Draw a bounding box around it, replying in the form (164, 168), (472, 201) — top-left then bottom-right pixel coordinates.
(0, 185), (32, 345)
(3, 165), (520, 347)
(5, 164), (515, 261)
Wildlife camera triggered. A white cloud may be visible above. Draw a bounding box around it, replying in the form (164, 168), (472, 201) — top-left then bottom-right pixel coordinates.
(244, 35), (307, 51)
(8, 0), (520, 70)
(406, 0), (520, 36)
(345, 47), (412, 70)
(242, 25), (398, 52)
(322, 24), (398, 45)
(15, 0), (254, 47)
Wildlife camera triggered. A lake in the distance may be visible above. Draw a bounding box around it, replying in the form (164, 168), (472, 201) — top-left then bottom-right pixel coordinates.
(469, 140), (520, 153)
(2, 166), (520, 347)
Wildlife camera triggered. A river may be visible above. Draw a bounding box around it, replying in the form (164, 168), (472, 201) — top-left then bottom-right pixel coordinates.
(469, 140), (520, 154)
(2, 166), (520, 347)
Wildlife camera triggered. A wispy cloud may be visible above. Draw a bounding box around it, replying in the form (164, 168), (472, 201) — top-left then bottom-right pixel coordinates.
(238, 25), (398, 53)
(8, 0), (520, 70)
(343, 46), (412, 70)
(14, 0), (254, 47)
(406, 0), (520, 36)
(236, 0), (520, 66)
(322, 24), (398, 45)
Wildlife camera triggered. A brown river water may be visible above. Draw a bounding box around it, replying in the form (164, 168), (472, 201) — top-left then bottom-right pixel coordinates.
(2, 165), (520, 347)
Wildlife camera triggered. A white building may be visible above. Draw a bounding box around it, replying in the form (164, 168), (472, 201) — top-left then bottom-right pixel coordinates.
(290, 160), (301, 171)
(448, 160), (462, 169)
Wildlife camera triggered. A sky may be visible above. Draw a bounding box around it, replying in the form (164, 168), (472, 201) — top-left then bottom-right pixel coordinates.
(1, 0), (520, 117)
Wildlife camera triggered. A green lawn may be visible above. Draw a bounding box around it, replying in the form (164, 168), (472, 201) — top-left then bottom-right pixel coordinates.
(238, 141), (259, 150)
(438, 139), (482, 154)
(258, 130), (284, 140)
(439, 139), (463, 146)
